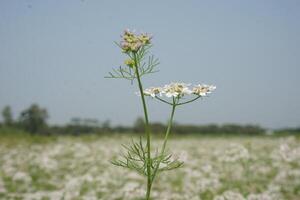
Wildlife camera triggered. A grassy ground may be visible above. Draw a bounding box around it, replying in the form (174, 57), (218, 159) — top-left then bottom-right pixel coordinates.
(0, 132), (299, 200)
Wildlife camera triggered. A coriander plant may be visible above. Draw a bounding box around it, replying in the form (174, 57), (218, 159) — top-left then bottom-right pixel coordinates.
(106, 29), (216, 200)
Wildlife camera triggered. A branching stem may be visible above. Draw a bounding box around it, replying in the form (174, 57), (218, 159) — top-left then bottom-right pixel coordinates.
(176, 95), (201, 106)
(155, 96), (173, 106)
(155, 95), (202, 106)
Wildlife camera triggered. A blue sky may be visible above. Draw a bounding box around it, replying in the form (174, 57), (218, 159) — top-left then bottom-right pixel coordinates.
(0, 0), (299, 129)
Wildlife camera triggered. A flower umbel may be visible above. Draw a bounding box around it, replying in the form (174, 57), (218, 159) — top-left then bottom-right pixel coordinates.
(140, 82), (216, 106)
(120, 29), (152, 53)
(162, 82), (192, 98)
(106, 29), (158, 81)
(142, 82), (216, 99)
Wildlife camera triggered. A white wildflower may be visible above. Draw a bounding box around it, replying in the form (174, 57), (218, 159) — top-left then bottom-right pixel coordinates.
(214, 190), (245, 200)
(247, 185), (282, 200)
(196, 177), (221, 192)
(192, 84), (216, 96)
(218, 144), (250, 162)
(177, 150), (189, 163)
(35, 155), (58, 171)
(163, 82), (192, 97)
(141, 82), (216, 99)
(0, 178), (6, 193)
(12, 172), (32, 183)
(143, 87), (163, 97)
(279, 143), (300, 163)
(121, 182), (145, 199)
(122, 181), (140, 193)
(247, 193), (273, 200)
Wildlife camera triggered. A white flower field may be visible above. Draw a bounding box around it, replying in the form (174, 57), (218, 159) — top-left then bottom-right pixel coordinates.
(0, 135), (299, 200)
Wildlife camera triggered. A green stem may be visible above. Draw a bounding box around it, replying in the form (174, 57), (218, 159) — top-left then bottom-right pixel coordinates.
(176, 95), (201, 106)
(155, 96), (173, 106)
(133, 53), (152, 200)
(155, 95), (201, 106)
(151, 97), (177, 182)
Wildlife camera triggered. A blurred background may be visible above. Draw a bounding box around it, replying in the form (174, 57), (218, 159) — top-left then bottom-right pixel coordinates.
(0, 0), (299, 135)
(1, 1), (300, 200)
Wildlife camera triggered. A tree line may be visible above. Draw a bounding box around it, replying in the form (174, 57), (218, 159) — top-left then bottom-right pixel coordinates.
(0, 104), (298, 136)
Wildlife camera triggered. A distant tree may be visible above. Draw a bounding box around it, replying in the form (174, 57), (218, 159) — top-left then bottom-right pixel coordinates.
(19, 104), (48, 134)
(70, 117), (81, 126)
(150, 122), (166, 134)
(102, 120), (111, 132)
(2, 105), (13, 126)
(83, 118), (99, 127)
(133, 117), (144, 133)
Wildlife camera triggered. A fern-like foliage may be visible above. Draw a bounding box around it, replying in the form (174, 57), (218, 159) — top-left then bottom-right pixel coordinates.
(111, 137), (183, 178)
(105, 45), (159, 82)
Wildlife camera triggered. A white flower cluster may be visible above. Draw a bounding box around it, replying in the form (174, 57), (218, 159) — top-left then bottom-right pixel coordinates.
(0, 137), (299, 199)
(143, 82), (216, 98)
(0, 178), (6, 193)
(279, 143), (300, 163)
(217, 144), (250, 162)
(12, 171), (32, 183)
(248, 193), (273, 200)
(214, 190), (246, 200)
(120, 29), (152, 53)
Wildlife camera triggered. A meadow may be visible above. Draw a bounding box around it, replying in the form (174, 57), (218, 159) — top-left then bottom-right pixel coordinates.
(0, 134), (299, 200)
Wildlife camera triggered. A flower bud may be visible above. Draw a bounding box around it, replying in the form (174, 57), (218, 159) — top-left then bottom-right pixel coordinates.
(124, 59), (135, 68)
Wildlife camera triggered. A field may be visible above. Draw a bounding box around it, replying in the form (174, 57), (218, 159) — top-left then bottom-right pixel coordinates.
(0, 134), (299, 200)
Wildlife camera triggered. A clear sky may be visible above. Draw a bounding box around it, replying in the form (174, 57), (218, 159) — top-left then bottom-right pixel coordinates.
(0, 0), (299, 129)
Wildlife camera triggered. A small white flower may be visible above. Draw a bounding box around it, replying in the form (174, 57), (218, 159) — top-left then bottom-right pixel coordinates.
(143, 87), (162, 97)
(162, 82), (192, 98)
(192, 84), (216, 96)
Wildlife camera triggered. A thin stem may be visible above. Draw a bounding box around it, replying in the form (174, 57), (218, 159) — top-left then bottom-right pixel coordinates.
(133, 53), (152, 200)
(155, 96), (173, 106)
(151, 97), (177, 182)
(176, 95), (201, 106)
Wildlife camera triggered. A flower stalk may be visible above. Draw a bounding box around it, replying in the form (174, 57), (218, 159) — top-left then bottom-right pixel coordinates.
(152, 97), (177, 182)
(133, 52), (153, 199)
